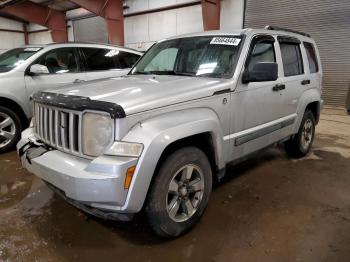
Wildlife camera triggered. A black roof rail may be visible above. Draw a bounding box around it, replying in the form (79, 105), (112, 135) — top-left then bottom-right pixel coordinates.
(264, 25), (311, 37)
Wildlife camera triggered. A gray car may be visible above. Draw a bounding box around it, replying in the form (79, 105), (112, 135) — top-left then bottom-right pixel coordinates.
(0, 43), (142, 152)
(18, 27), (323, 238)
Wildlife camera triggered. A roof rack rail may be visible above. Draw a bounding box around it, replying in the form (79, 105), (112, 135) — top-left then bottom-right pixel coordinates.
(264, 25), (311, 37)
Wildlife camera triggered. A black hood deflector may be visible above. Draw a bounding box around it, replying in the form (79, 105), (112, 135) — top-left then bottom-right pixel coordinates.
(32, 92), (126, 119)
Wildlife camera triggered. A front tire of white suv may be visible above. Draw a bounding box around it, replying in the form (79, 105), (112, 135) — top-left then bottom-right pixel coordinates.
(145, 147), (212, 238)
(0, 106), (22, 153)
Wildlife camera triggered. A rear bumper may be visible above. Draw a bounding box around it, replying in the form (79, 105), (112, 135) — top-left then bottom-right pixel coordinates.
(17, 128), (138, 218)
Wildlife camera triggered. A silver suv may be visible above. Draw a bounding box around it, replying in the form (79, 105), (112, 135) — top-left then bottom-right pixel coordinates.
(18, 27), (323, 238)
(0, 43), (142, 152)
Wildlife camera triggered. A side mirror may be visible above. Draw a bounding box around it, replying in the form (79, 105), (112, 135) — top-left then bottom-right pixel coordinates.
(242, 62), (278, 83)
(29, 64), (49, 75)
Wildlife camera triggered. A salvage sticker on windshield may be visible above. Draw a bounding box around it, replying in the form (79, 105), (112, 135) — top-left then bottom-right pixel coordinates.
(210, 37), (241, 46)
(24, 47), (41, 52)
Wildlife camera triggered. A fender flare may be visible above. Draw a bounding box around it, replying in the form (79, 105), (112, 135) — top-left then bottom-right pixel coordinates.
(119, 107), (225, 212)
(293, 88), (321, 133)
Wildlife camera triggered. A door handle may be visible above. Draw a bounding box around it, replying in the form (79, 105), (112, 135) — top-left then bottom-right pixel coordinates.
(73, 79), (85, 84)
(301, 79), (311, 85)
(272, 84), (286, 91)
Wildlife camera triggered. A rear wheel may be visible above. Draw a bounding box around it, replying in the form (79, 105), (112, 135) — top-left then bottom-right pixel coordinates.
(0, 106), (22, 153)
(145, 147), (212, 238)
(285, 110), (315, 158)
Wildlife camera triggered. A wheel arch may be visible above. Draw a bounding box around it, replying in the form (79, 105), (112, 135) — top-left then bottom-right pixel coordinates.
(294, 89), (321, 133)
(120, 108), (226, 213)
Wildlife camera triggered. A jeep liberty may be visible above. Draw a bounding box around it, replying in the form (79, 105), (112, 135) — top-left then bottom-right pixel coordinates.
(18, 27), (323, 238)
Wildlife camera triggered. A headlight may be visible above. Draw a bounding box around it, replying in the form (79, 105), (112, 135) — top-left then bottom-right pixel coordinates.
(82, 112), (114, 157)
(105, 141), (143, 158)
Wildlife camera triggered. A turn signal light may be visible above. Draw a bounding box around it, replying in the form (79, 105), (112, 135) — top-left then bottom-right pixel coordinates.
(124, 166), (136, 189)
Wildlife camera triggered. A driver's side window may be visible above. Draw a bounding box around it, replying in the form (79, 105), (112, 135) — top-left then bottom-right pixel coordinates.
(248, 40), (276, 71)
(144, 48), (178, 72)
(36, 48), (78, 74)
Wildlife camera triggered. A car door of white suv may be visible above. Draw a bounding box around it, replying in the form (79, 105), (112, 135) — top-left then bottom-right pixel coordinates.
(24, 47), (88, 98)
(277, 36), (308, 117)
(229, 34), (287, 161)
(80, 47), (140, 81)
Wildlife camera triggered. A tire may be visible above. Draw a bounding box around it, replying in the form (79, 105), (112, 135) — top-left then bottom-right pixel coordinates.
(145, 147), (212, 238)
(285, 110), (315, 158)
(0, 106), (22, 153)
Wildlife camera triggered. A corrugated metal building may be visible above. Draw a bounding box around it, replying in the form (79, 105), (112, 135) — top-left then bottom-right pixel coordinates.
(244, 0), (350, 109)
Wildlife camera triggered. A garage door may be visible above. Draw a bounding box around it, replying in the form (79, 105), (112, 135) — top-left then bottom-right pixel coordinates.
(73, 16), (108, 44)
(244, 0), (350, 107)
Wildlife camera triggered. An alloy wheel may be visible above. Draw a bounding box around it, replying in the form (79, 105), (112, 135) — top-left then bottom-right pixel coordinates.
(0, 112), (16, 149)
(301, 118), (313, 151)
(166, 164), (205, 223)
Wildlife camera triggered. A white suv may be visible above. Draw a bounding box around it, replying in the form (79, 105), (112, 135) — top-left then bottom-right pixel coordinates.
(0, 43), (142, 152)
(18, 27), (323, 238)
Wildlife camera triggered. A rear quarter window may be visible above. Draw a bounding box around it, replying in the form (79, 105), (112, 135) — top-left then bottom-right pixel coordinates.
(303, 42), (319, 73)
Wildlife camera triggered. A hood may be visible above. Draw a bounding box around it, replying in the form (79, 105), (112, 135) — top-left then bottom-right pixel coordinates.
(50, 75), (229, 115)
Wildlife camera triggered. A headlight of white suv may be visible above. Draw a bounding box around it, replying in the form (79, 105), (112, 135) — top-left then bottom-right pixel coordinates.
(82, 112), (114, 157)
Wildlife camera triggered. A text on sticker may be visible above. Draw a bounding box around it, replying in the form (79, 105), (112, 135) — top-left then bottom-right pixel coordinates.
(210, 37), (241, 46)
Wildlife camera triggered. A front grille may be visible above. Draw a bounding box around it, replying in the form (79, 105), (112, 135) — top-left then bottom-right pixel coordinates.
(33, 103), (82, 156)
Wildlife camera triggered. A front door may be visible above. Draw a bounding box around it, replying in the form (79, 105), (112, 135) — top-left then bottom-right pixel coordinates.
(228, 35), (286, 161)
(24, 47), (87, 101)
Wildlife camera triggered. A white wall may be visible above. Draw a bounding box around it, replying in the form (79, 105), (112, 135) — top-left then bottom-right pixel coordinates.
(220, 0), (244, 30)
(123, 0), (244, 51)
(124, 0), (203, 51)
(67, 21), (74, 42)
(65, 0), (244, 51)
(27, 23), (52, 44)
(27, 21), (74, 45)
(0, 17), (25, 53)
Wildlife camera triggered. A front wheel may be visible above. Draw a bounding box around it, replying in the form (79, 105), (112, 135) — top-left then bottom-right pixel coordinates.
(0, 106), (22, 153)
(285, 110), (315, 158)
(145, 147), (212, 238)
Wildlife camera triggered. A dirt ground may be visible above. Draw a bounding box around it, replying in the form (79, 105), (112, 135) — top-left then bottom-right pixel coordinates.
(1, 109), (349, 262)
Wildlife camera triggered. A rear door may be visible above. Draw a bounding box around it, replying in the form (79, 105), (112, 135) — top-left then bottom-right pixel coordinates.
(277, 36), (307, 116)
(24, 47), (87, 96)
(80, 48), (140, 81)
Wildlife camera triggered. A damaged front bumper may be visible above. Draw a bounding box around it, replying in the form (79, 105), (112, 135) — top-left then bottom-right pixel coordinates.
(17, 128), (139, 221)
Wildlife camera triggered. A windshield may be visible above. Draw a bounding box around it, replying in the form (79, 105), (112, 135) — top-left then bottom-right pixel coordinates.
(130, 35), (243, 78)
(0, 47), (41, 73)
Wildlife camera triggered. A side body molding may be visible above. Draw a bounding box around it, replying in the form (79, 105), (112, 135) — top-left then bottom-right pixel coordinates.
(120, 108), (225, 212)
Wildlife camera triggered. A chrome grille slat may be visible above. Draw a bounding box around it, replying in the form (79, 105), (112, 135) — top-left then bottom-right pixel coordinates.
(61, 112), (67, 150)
(40, 106), (44, 139)
(55, 109), (60, 148)
(69, 113), (73, 151)
(33, 102), (83, 157)
(43, 107), (48, 142)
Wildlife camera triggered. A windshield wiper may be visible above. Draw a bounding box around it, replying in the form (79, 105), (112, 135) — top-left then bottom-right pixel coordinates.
(132, 71), (152, 75)
(146, 70), (195, 76)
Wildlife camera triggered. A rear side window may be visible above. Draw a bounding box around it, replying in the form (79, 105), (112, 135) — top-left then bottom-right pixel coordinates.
(116, 51), (140, 69)
(280, 43), (304, 77)
(82, 48), (117, 71)
(303, 42), (319, 73)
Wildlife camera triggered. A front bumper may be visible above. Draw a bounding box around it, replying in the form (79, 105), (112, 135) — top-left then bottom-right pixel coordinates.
(17, 128), (138, 219)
